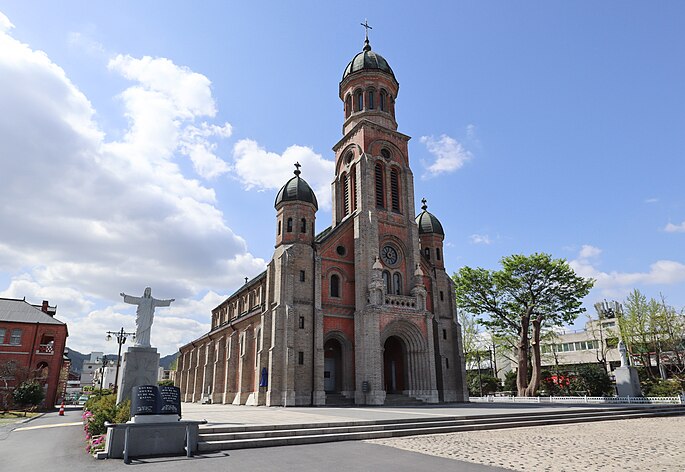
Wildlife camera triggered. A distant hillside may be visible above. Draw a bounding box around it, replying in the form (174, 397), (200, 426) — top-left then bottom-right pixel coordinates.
(66, 347), (179, 372)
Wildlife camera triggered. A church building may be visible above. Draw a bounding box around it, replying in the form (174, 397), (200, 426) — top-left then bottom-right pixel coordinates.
(176, 36), (469, 406)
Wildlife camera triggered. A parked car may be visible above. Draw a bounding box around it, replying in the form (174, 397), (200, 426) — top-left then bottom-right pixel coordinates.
(77, 395), (89, 405)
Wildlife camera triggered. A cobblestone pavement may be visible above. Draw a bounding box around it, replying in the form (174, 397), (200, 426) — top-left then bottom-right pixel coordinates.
(368, 416), (685, 472)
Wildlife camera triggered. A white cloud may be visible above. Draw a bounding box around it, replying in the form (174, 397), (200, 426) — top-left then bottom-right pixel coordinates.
(420, 134), (472, 178)
(578, 244), (602, 260)
(0, 20), (264, 354)
(644, 197), (659, 204)
(232, 139), (335, 210)
(469, 234), (492, 245)
(569, 246), (685, 300)
(67, 31), (105, 57)
(664, 221), (685, 233)
(0, 11), (13, 32)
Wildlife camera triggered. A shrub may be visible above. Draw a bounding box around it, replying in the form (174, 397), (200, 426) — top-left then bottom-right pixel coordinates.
(572, 364), (613, 396)
(158, 379), (174, 387)
(83, 394), (131, 438)
(13, 381), (44, 413)
(503, 370), (517, 395)
(466, 372), (500, 396)
(643, 379), (683, 397)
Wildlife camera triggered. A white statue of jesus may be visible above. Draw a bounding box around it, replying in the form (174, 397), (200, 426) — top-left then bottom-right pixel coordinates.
(120, 287), (175, 348)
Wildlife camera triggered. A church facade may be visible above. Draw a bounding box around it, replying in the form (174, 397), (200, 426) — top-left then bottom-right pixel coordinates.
(176, 37), (469, 406)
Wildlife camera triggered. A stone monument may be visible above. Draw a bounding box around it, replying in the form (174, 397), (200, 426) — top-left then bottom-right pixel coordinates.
(116, 287), (174, 403)
(614, 339), (642, 397)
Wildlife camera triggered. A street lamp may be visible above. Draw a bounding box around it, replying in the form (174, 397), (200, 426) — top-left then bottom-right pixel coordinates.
(106, 327), (136, 393)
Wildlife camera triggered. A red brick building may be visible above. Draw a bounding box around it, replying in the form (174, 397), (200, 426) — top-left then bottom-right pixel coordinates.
(177, 37), (468, 406)
(0, 298), (69, 408)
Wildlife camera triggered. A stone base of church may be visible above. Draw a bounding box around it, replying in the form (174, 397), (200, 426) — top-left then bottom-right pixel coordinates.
(312, 390), (326, 406)
(355, 389), (386, 405)
(408, 389), (439, 403)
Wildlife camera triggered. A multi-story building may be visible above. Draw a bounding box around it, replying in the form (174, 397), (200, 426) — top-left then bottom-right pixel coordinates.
(0, 298), (68, 407)
(177, 36), (468, 406)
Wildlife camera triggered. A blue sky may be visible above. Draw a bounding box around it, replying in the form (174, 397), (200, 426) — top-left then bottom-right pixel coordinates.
(1, 2), (684, 355)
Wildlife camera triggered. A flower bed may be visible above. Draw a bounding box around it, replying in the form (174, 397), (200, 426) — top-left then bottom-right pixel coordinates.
(82, 394), (130, 457)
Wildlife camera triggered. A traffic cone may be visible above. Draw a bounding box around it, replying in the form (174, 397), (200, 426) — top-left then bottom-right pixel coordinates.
(59, 401), (65, 416)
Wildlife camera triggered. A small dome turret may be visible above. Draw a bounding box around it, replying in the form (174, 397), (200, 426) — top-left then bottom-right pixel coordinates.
(342, 38), (396, 82)
(415, 198), (444, 236)
(274, 163), (318, 210)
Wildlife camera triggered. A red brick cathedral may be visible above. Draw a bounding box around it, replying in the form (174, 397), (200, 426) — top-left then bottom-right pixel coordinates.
(177, 37), (468, 406)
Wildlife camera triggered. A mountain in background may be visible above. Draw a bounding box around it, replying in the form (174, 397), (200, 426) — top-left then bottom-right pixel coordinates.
(66, 347), (178, 373)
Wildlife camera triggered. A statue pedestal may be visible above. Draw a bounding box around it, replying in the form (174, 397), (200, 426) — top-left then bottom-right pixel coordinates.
(615, 366), (642, 397)
(116, 346), (160, 404)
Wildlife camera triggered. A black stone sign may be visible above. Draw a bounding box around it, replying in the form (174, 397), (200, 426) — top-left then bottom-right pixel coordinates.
(158, 386), (181, 415)
(130, 385), (182, 417)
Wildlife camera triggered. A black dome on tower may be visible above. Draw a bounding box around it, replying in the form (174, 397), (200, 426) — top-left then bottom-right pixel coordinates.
(274, 164), (318, 210)
(415, 199), (444, 236)
(342, 38), (396, 82)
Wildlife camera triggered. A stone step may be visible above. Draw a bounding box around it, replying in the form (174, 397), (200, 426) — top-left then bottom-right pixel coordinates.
(197, 405), (685, 452)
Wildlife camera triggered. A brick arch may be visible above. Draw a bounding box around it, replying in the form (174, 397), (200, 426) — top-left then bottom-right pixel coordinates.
(380, 320), (426, 353)
(323, 330), (355, 395)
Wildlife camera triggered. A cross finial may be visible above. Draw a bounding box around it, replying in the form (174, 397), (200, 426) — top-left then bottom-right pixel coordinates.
(361, 19), (372, 51)
(421, 198), (427, 211)
(294, 162), (301, 176)
(244, 277), (248, 284)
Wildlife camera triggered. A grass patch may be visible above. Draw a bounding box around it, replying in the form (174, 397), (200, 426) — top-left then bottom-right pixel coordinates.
(0, 411), (39, 424)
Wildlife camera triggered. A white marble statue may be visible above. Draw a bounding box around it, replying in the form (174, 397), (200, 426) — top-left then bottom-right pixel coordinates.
(120, 287), (174, 348)
(618, 339), (629, 367)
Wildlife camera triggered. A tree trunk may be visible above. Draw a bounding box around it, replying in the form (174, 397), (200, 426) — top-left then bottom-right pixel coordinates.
(526, 319), (542, 396)
(516, 315), (530, 396)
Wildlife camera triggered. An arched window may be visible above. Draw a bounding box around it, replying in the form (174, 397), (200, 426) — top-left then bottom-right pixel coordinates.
(355, 89), (363, 111)
(393, 272), (402, 295)
(382, 270), (391, 293)
(390, 168), (400, 212)
(368, 90), (375, 109)
(380, 90), (386, 111)
(287, 218), (293, 232)
(436, 248), (441, 260)
(424, 247), (431, 259)
(300, 218), (307, 233)
(375, 163), (385, 208)
(249, 292), (255, 309)
(278, 220), (281, 235)
(330, 274), (340, 298)
(345, 94), (352, 118)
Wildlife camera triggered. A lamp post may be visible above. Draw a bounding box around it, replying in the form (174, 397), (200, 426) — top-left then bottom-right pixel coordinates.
(106, 328), (135, 393)
(98, 355), (108, 395)
(476, 350), (483, 397)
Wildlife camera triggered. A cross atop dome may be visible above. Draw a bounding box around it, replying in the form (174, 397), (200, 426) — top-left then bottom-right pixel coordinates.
(360, 19), (372, 51)
(421, 198), (428, 211)
(294, 161), (301, 176)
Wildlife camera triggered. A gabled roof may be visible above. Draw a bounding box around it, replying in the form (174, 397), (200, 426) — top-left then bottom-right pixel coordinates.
(0, 298), (66, 325)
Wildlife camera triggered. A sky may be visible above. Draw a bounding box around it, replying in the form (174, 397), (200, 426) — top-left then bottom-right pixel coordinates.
(0, 2), (684, 356)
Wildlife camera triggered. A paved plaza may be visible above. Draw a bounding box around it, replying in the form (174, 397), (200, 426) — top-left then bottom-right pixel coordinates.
(181, 402), (685, 471)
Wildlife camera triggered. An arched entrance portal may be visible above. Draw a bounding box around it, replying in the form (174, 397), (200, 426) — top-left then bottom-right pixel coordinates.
(383, 336), (406, 393)
(324, 338), (343, 393)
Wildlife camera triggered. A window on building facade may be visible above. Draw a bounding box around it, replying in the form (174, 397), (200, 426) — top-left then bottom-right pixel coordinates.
(278, 220), (281, 235)
(300, 270), (305, 282)
(375, 163), (384, 208)
(345, 94), (352, 118)
(393, 272), (402, 295)
(342, 172), (349, 216)
(368, 90), (374, 109)
(390, 169), (400, 212)
(436, 248), (441, 260)
(440, 291), (444, 301)
(382, 270), (391, 293)
(443, 329), (447, 340)
(330, 274), (340, 298)
(424, 247), (430, 259)
(300, 218), (307, 233)
(380, 90), (386, 111)
(10, 329), (21, 345)
(299, 316), (305, 329)
(355, 90), (363, 111)
(298, 351), (304, 365)
(0, 328), (5, 344)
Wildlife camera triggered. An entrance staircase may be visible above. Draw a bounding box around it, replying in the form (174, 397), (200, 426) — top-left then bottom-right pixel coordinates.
(196, 404), (685, 452)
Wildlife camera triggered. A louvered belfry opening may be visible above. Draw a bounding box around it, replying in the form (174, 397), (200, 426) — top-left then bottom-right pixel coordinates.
(343, 173), (350, 216)
(375, 163), (384, 208)
(390, 169), (400, 212)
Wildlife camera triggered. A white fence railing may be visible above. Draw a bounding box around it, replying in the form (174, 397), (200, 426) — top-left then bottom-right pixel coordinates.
(470, 395), (684, 405)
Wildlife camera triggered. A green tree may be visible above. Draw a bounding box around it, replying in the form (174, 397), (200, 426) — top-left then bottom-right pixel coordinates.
(13, 380), (44, 414)
(620, 289), (685, 381)
(572, 364), (613, 396)
(453, 253), (594, 397)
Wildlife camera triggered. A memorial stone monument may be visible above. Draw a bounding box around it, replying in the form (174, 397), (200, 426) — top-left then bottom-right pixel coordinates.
(614, 339), (642, 397)
(116, 287), (174, 403)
